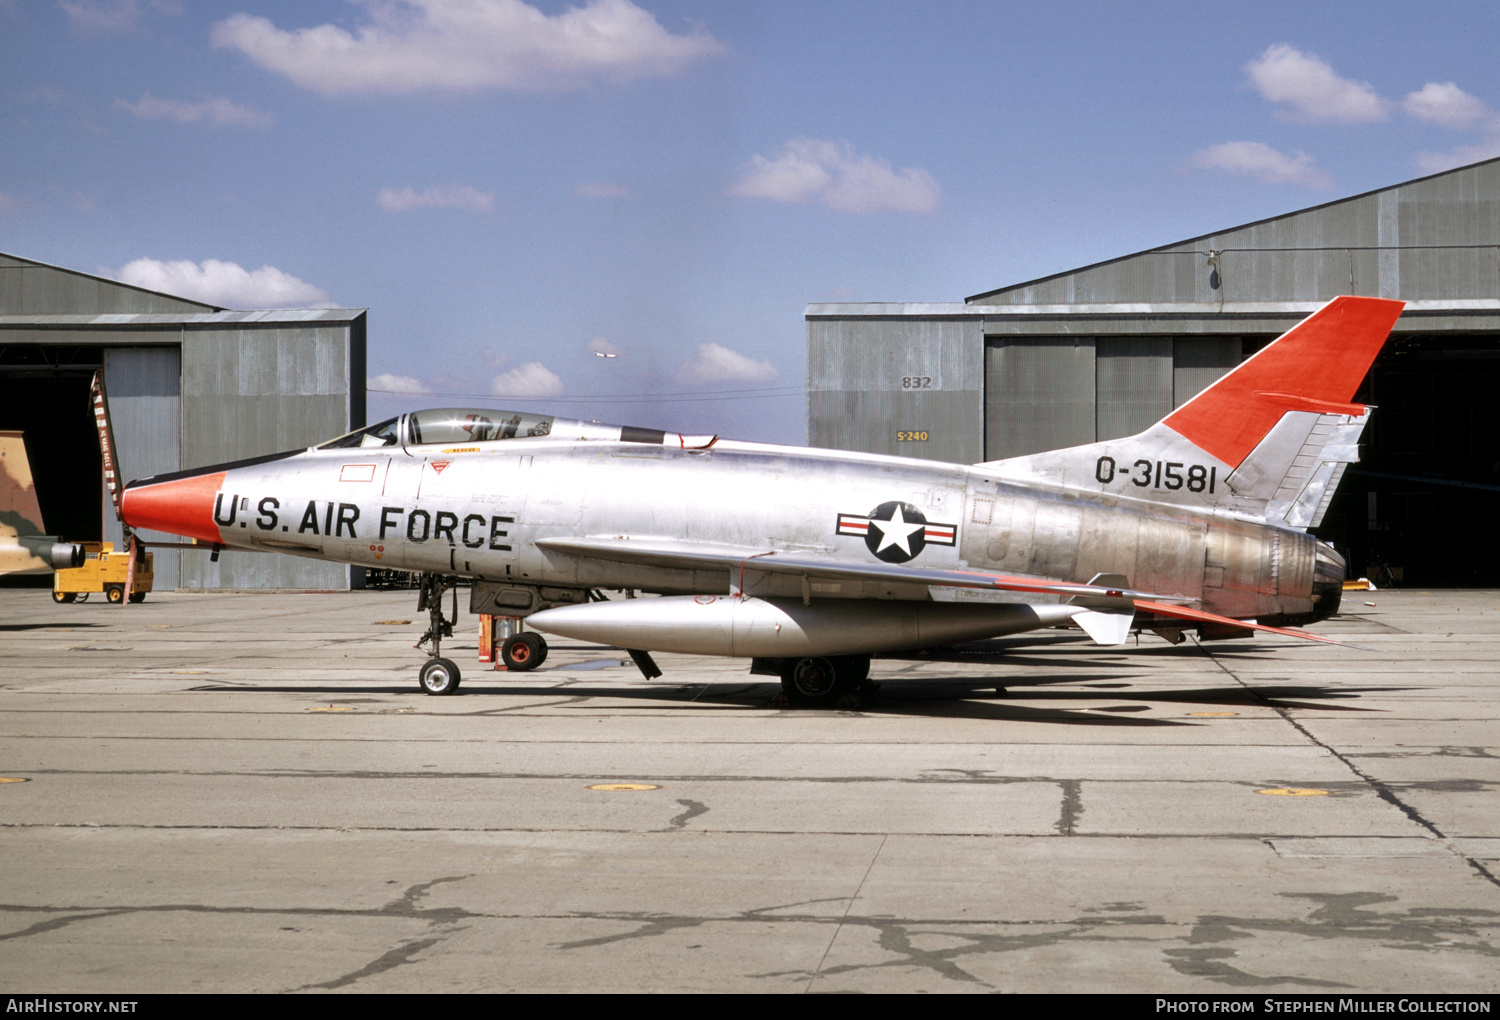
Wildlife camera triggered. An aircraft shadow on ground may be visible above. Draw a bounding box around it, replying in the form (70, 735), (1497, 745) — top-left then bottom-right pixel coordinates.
(186, 672), (1411, 725)
(2, 622), (107, 631)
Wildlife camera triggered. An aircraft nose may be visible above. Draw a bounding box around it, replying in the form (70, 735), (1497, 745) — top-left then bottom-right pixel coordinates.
(121, 470), (228, 544)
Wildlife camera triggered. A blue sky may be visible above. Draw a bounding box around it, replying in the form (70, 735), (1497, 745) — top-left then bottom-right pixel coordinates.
(4, 0), (1498, 444)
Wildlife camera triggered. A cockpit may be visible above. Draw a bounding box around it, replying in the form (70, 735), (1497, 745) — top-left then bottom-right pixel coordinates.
(318, 409), (556, 449)
(316, 408), (717, 451)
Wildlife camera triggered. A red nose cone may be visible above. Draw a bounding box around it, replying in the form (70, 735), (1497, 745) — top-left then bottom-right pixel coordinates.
(121, 471), (227, 544)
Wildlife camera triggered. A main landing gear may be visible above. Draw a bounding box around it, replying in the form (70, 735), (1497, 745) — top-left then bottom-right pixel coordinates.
(415, 573), (462, 696)
(780, 654), (872, 708)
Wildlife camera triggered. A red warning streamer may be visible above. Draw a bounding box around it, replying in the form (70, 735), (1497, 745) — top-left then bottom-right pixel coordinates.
(90, 370), (124, 523)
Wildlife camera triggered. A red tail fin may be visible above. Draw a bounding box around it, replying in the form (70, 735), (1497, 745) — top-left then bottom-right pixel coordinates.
(1163, 296), (1404, 469)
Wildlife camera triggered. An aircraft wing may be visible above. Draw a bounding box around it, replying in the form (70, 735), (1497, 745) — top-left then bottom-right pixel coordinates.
(537, 536), (1359, 647)
(536, 536), (1178, 601)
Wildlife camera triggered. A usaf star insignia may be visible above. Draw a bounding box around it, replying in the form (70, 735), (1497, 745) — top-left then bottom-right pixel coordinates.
(836, 500), (957, 563)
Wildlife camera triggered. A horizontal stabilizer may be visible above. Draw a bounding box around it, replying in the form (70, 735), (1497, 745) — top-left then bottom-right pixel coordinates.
(1133, 599), (1366, 649)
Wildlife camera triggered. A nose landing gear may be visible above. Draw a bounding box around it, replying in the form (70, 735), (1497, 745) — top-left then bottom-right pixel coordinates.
(415, 573), (461, 695)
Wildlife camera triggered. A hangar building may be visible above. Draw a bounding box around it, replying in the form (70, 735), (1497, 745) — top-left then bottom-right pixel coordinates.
(0, 252), (366, 590)
(807, 157), (1500, 586)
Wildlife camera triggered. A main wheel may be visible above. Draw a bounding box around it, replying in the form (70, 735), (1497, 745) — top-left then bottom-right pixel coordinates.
(419, 657), (462, 695)
(128, 591), (146, 604)
(52, 591), (76, 604)
(830, 654), (871, 685)
(782, 656), (849, 707)
(105, 584), (125, 604)
(501, 633), (544, 671)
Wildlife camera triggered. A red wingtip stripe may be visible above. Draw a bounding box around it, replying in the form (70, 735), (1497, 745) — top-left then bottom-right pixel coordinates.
(121, 471), (227, 544)
(1164, 296), (1403, 468)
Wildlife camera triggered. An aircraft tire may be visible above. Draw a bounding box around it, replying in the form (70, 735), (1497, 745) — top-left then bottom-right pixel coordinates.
(419, 657), (462, 695)
(781, 656), (856, 708)
(526, 633), (548, 668)
(105, 584), (125, 604)
(52, 591), (76, 604)
(128, 592), (146, 604)
(501, 634), (545, 671)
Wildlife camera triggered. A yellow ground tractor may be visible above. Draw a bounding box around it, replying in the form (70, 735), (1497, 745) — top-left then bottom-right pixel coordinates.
(52, 542), (152, 604)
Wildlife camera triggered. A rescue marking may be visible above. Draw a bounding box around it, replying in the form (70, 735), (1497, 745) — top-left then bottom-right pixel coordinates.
(339, 464), (376, 482)
(430, 460), (452, 474)
(588, 783), (660, 791)
(308, 704), (356, 712)
(373, 619), (411, 625)
(0, 777), (31, 783)
(1258, 788), (1330, 796)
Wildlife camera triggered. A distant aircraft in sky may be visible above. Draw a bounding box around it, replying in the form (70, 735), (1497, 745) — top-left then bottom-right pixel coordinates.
(0, 432), (85, 576)
(121, 297), (1403, 704)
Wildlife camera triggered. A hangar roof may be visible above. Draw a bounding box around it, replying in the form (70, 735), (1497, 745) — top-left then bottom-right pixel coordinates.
(0, 252), (365, 324)
(1, 252), (223, 316)
(964, 156), (1500, 308)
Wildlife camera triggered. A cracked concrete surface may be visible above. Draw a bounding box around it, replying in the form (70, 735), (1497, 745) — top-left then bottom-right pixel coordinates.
(0, 588), (1497, 992)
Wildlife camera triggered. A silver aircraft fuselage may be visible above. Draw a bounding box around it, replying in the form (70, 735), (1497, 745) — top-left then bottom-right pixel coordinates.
(119, 297), (1405, 698)
(127, 416), (1338, 628)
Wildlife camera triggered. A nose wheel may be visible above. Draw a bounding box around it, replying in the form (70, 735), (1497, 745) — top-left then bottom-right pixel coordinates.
(419, 657), (462, 695)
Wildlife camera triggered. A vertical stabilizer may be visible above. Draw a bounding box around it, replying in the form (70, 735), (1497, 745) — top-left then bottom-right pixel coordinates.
(0, 431), (47, 537)
(976, 296), (1405, 527)
(0, 431), (81, 574)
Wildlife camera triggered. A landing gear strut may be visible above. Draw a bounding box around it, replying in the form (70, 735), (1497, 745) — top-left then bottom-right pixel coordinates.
(415, 573), (461, 695)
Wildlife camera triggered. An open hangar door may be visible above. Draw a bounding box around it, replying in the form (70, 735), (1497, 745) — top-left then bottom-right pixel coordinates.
(980, 328), (1500, 587)
(0, 345), (103, 587)
(1320, 333), (1500, 588)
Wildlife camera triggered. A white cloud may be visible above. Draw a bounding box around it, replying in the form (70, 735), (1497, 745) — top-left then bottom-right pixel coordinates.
(107, 258), (336, 308)
(58, 0), (170, 33)
(1403, 82), (1491, 129)
(490, 362), (564, 397)
(1244, 44), (1387, 123)
(1400, 82), (1500, 173)
(1189, 141), (1333, 190)
(210, 0), (723, 96)
(727, 138), (942, 214)
(1414, 136), (1500, 175)
(377, 184), (494, 214)
(586, 336), (623, 357)
(575, 182), (629, 198)
(676, 343), (778, 386)
(115, 93), (273, 126)
(368, 373), (430, 395)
